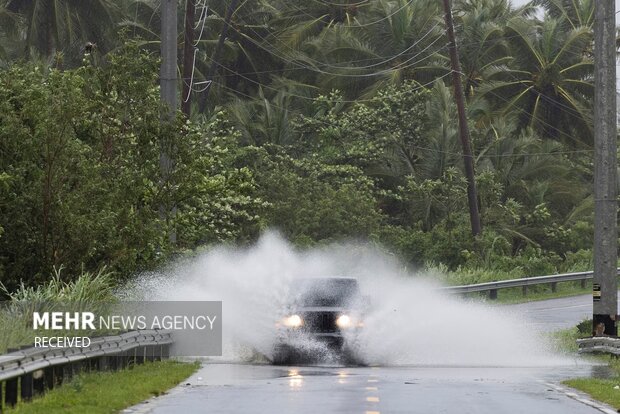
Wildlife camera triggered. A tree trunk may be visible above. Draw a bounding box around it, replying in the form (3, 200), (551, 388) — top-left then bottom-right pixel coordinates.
(198, 0), (240, 114)
(182, 0), (195, 116)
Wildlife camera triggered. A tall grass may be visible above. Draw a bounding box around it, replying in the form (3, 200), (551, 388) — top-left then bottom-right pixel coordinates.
(0, 267), (116, 353)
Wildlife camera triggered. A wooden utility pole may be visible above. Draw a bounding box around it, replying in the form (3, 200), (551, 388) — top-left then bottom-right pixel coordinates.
(160, 0), (177, 244)
(442, 0), (482, 236)
(593, 0), (617, 336)
(182, 0), (196, 116)
(198, 0), (240, 114)
(161, 0), (177, 120)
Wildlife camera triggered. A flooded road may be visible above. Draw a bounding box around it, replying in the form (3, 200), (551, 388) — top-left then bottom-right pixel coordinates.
(129, 364), (607, 414)
(128, 294), (613, 414)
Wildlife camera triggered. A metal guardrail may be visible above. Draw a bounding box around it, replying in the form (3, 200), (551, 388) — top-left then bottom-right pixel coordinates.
(0, 330), (173, 411)
(441, 269), (620, 300)
(577, 337), (620, 355)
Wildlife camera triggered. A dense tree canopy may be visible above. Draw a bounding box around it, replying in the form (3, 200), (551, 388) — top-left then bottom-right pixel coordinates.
(0, 0), (605, 290)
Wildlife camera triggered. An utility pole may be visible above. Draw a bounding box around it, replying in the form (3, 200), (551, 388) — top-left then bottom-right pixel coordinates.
(198, 0), (240, 114)
(160, 0), (177, 244)
(593, 0), (617, 336)
(161, 0), (177, 120)
(182, 0), (195, 116)
(442, 0), (482, 236)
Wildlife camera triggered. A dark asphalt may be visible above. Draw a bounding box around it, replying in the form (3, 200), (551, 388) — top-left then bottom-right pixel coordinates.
(506, 293), (594, 331)
(128, 293), (613, 414)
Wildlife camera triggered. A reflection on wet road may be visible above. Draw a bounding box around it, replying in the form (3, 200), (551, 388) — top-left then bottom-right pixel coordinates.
(130, 363), (607, 414)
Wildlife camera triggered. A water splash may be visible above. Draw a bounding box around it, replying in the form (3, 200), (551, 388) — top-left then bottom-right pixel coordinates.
(127, 232), (574, 367)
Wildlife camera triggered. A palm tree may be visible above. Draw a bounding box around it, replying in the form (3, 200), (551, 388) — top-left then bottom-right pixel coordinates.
(227, 88), (296, 146)
(533, 0), (594, 29)
(475, 118), (587, 250)
(4, 0), (120, 63)
(453, 0), (536, 99)
(409, 80), (462, 181)
(475, 16), (593, 146)
(254, 0), (444, 100)
(0, 5), (18, 63)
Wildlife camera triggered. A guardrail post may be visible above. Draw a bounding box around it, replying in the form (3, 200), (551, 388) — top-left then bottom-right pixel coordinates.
(489, 289), (498, 300)
(127, 348), (135, 366)
(62, 363), (73, 382)
(98, 356), (109, 371)
(44, 367), (55, 391)
(522, 286), (528, 296)
(21, 373), (34, 402)
(107, 356), (115, 371)
(90, 356), (98, 371)
(53, 365), (64, 386)
(581, 279), (587, 289)
(33, 371), (45, 396)
(162, 343), (170, 360)
(5, 377), (17, 407)
(136, 346), (145, 365)
(550, 282), (557, 293)
(122, 351), (131, 368)
(71, 362), (81, 376)
(116, 353), (124, 370)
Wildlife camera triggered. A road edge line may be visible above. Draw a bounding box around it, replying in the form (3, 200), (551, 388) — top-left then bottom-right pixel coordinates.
(545, 382), (617, 414)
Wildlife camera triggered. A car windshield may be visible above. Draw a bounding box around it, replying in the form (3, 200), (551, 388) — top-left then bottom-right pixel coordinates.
(297, 278), (360, 307)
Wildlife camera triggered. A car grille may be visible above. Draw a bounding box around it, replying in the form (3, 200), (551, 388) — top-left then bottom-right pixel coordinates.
(302, 312), (338, 333)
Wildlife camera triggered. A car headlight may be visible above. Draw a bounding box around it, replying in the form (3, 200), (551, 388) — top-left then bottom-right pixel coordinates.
(336, 314), (352, 328)
(282, 314), (303, 328)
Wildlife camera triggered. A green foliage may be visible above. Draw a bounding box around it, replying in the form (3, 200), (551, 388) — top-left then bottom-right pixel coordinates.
(0, 267), (116, 352)
(564, 376), (620, 410)
(0, 42), (263, 289)
(234, 145), (383, 244)
(174, 113), (267, 247)
(0, 0), (606, 292)
(4, 0), (119, 63)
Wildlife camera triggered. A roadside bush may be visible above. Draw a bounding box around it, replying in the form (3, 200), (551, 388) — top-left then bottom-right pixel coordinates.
(233, 145), (383, 244)
(0, 42), (264, 290)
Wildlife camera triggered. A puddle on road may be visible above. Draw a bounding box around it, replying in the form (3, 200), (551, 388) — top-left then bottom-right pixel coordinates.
(276, 369), (349, 378)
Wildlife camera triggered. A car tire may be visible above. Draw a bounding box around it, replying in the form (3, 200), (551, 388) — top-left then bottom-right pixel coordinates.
(272, 345), (293, 365)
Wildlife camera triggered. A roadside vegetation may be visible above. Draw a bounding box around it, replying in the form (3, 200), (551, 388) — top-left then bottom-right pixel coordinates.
(557, 320), (620, 410)
(552, 319), (590, 354)
(0, 268), (117, 353)
(4, 360), (199, 414)
(0, 0), (603, 301)
(565, 368), (620, 411)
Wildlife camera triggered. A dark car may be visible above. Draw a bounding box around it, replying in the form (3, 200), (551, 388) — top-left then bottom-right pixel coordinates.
(272, 277), (367, 365)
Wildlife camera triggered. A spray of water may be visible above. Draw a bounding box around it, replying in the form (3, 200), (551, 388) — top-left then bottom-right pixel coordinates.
(127, 232), (574, 367)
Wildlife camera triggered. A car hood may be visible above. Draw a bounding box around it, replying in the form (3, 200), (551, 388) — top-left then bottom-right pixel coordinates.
(292, 306), (349, 312)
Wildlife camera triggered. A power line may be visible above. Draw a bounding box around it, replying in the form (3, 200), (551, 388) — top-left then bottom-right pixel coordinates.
(197, 2), (595, 147)
(241, 20), (447, 74)
(282, 0), (419, 29)
(227, 23), (446, 78)
(208, 61), (453, 103)
(210, 69), (593, 158)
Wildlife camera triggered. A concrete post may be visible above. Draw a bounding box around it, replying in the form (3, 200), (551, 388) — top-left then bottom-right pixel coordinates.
(593, 0), (618, 336)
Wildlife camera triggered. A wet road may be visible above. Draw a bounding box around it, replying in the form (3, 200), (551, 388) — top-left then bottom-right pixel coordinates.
(507, 293), (593, 331)
(129, 294), (613, 414)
